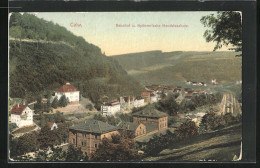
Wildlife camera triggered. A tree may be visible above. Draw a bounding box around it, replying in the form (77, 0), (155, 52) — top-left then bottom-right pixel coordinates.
(13, 132), (39, 157)
(51, 96), (58, 109)
(37, 126), (59, 148)
(65, 144), (84, 161)
(58, 95), (68, 107)
(34, 97), (43, 114)
(9, 26), (23, 48)
(201, 11), (242, 55)
(156, 94), (180, 116)
(46, 98), (51, 113)
(175, 120), (198, 138)
(91, 134), (138, 161)
(55, 112), (65, 123)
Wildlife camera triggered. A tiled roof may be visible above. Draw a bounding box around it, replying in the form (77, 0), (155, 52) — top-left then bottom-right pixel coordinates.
(46, 122), (55, 128)
(11, 104), (28, 115)
(118, 122), (141, 131)
(69, 119), (118, 134)
(133, 106), (168, 118)
(55, 82), (79, 93)
(103, 101), (120, 106)
(141, 92), (150, 96)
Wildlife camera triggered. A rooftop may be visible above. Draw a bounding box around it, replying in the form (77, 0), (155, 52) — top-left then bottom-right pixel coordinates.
(69, 119), (118, 134)
(118, 122), (141, 131)
(55, 82), (79, 93)
(133, 106), (168, 118)
(11, 104), (28, 115)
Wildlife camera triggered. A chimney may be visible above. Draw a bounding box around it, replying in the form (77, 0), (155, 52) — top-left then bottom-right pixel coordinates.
(18, 104), (19, 108)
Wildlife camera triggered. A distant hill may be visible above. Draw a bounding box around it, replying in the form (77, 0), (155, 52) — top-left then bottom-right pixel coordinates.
(112, 51), (242, 86)
(9, 13), (144, 109)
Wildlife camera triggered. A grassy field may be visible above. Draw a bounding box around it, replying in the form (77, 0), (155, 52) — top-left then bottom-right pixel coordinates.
(112, 51), (242, 86)
(144, 123), (242, 162)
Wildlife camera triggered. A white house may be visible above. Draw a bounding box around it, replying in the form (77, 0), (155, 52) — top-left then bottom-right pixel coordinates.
(150, 93), (158, 103)
(134, 97), (145, 108)
(55, 82), (80, 103)
(46, 122), (58, 130)
(101, 101), (121, 116)
(11, 104), (34, 128)
(186, 81), (192, 85)
(211, 79), (217, 85)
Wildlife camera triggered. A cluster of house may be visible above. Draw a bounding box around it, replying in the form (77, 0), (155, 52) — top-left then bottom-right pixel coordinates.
(68, 106), (168, 157)
(10, 82), (80, 128)
(186, 79), (219, 86)
(186, 81), (207, 86)
(101, 91), (161, 116)
(182, 88), (208, 99)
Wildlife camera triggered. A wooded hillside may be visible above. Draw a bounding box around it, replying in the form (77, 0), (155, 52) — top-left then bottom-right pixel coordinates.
(9, 13), (144, 108)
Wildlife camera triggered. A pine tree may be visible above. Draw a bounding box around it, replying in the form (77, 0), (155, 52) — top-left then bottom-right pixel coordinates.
(51, 96), (58, 109)
(58, 95), (68, 107)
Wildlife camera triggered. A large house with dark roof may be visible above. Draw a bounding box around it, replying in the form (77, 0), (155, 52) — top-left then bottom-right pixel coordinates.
(133, 106), (168, 131)
(118, 121), (158, 139)
(55, 82), (80, 103)
(10, 104), (34, 128)
(68, 119), (119, 157)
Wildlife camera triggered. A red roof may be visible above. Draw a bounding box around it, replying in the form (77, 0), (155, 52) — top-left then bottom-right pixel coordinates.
(141, 92), (150, 96)
(55, 82), (79, 93)
(11, 104), (28, 115)
(46, 122), (57, 128)
(103, 101), (120, 106)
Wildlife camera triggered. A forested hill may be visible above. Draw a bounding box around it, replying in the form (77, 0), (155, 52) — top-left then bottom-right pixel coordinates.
(9, 13), (144, 109)
(112, 50), (242, 86)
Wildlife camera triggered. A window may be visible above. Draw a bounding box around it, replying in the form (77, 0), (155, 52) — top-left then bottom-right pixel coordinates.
(73, 139), (75, 144)
(94, 144), (97, 148)
(95, 135), (98, 139)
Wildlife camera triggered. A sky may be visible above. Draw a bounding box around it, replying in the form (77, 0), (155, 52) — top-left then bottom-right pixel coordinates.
(33, 12), (229, 56)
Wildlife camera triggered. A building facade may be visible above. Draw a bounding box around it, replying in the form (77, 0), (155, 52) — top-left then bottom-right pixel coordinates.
(68, 119), (119, 157)
(55, 82), (80, 103)
(101, 101), (121, 116)
(133, 107), (168, 131)
(10, 104), (34, 128)
(134, 96), (145, 108)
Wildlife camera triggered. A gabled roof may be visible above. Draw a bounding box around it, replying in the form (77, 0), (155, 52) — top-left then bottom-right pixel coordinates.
(133, 106), (168, 118)
(46, 122), (56, 128)
(55, 82), (79, 93)
(118, 122), (142, 131)
(103, 101), (120, 106)
(69, 119), (118, 134)
(141, 92), (150, 96)
(11, 104), (28, 115)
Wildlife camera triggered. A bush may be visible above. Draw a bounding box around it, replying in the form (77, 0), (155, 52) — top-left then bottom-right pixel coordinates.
(200, 111), (241, 132)
(175, 120), (198, 138)
(86, 104), (93, 111)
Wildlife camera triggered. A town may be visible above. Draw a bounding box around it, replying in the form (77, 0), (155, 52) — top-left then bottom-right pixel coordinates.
(9, 79), (242, 161)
